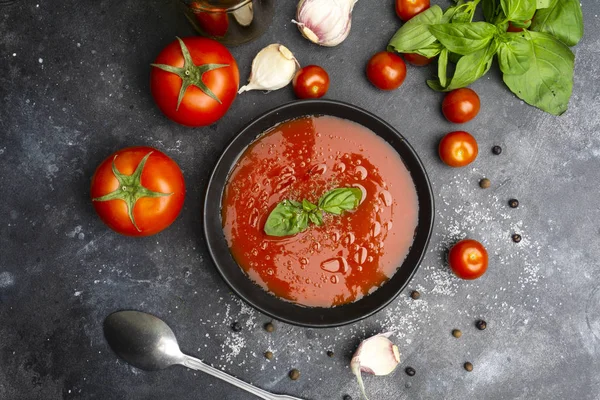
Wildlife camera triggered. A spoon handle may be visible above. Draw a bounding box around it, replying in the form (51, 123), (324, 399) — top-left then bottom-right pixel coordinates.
(181, 355), (305, 400)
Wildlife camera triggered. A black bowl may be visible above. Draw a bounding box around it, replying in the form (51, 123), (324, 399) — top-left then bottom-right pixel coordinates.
(204, 100), (434, 328)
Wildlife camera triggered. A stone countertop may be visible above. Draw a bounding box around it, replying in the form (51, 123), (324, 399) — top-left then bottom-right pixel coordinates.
(1, 1), (599, 399)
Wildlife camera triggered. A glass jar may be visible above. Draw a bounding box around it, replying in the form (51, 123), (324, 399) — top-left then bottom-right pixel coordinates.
(179, 0), (274, 46)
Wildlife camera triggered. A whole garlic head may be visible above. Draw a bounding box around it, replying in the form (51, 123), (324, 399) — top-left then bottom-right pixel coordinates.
(293, 0), (358, 47)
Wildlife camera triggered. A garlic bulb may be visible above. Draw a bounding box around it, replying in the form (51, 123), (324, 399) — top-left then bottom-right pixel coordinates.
(350, 332), (400, 400)
(293, 0), (358, 47)
(238, 44), (300, 93)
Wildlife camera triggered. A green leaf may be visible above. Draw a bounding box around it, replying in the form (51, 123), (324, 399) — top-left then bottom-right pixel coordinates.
(482, 0), (500, 22)
(309, 212), (323, 226)
(536, 0), (552, 9)
(264, 201), (307, 237)
(497, 33), (533, 75)
(414, 41), (444, 58)
(530, 0), (583, 47)
(500, 0), (536, 21)
(428, 40), (499, 91)
(503, 31), (574, 115)
(318, 188), (362, 215)
(429, 22), (497, 55)
(302, 199), (317, 212)
(388, 6), (443, 53)
(438, 48), (450, 88)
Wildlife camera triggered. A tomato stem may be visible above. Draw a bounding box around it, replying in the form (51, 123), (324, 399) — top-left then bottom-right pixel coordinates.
(92, 152), (172, 232)
(151, 37), (229, 110)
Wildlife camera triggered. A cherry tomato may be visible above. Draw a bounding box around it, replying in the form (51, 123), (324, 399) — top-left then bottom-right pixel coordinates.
(395, 0), (430, 22)
(507, 19), (531, 33)
(293, 65), (330, 99)
(150, 37), (239, 127)
(91, 147), (185, 236)
(448, 239), (488, 280)
(403, 53), (434, 66)
(190, 3), (229, 38)
(442, 88), (481, 123)
(439, 131), (478, 167)
(366, 52), (407, 91)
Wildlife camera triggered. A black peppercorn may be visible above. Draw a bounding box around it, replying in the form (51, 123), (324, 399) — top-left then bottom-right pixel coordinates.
(231, 322), (242, 332)
(289, 369), (300, 380)
(492, 145), (502, 155)
(265, 351), (273, 360)
(464, 362), (473, 372)
(405, 367), (416, 376)
(452, 329), (462, 338)
(476, 320), (487, 330)
(479, 178), (491, 189)
(264, 322), (275, 332)
(343, 396), (353, 400)
(410, 290), (421, 300)
(512, 234), (522, 243)
(327, 350), (335, 358)
(508, 199), (519, 208)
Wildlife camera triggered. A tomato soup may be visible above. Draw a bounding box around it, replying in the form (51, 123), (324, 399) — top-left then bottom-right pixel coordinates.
(222, 115), (418, 307)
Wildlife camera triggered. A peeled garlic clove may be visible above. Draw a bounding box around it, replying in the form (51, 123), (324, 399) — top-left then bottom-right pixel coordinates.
(350, 332), (400, 400)
(293, 0), (358, 47)
(238, 44), (300, 93)
(232, 3), (253, 27)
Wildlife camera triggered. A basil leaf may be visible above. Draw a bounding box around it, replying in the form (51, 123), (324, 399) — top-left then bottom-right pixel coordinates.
(530, 0), (583, 47)
(309, 212), (323, 226)
(429, 22), (497, 55)
(289, 200), (301, 208)
(318, 188), (362, 215)
(536, 0), (552, 9)
(388, 6), (443, 53)
(264, 201), (307, 237)
(438, 48), (449, 88)
(500, 0), (536, 21)
(503, 31), (574, 115)
(497, 33), (533, 75)
(482, 0), (499, 22)
(414, 41), (443, 58)
(428, 40), (499, 91)
(302, 199), (317, 212)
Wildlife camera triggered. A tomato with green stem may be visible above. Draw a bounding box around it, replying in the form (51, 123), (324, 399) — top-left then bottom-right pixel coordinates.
(366, 52), (407, 91)
(448, 239), (488, 280)
(395, 0), (430, 22)
(439, 131), (478, 167)
(150, 37), (239, 127)
(91, 147), (185, 236)
(293, 65), (330, 99)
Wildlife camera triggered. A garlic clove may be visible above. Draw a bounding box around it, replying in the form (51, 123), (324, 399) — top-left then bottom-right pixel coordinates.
(238, 44), (300, 94)
(293, 0), (358, 47)
(350, 332), (400, 400)
(232, 3), (253, 27)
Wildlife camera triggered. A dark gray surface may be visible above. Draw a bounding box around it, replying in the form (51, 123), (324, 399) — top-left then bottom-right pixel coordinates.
(1, 1), (599, 399)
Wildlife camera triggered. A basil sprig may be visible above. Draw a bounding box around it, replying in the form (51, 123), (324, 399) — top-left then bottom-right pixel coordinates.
(264, 187), (362, 237)
(388, 0), (584, 115)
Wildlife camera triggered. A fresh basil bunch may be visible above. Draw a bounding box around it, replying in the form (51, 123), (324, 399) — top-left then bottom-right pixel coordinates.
(264, 187), (362, 237)
(388, 0), (584, 115)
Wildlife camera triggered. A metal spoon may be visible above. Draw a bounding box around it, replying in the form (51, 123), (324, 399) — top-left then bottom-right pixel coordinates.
(104, 310), (304, 400)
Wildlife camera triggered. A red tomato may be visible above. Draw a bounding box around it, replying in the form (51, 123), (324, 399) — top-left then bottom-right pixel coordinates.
(396, 0), (430, 21)
(366, 52), (407, 91)
(439, 131), (478, 167)
(507, 19), (531, 32)
(190, 2), (229, 37)
(91, 147), (185, 236)
(442, 88), (481, 123)
(448, 239), (488, 280)
(150, 37), (239, 127)
(403, 53), (434, 66)
(292, 65), (330, 99)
